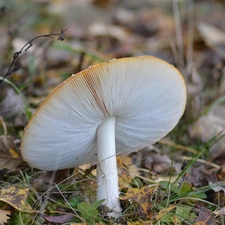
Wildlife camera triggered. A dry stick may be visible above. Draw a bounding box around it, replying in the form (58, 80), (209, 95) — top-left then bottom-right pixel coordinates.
(0, 116), (7, 135)
(186, 0), (194, 78)
(0, 28), (67, 86)
(182, 156), (220, 170)
(159, 139), (197, 154)
(172, 0), (185, 71)
(161, 3), (180, 73)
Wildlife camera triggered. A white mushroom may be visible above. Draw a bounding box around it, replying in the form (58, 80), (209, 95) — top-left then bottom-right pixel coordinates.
(21, 56), (187, 217)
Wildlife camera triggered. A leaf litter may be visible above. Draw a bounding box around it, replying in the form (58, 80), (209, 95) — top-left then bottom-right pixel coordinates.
(0, 0), (225, 224)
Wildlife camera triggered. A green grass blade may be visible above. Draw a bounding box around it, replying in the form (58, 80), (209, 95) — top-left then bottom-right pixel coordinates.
(173, 131), (225, 184)
(0, 76), (32, 120)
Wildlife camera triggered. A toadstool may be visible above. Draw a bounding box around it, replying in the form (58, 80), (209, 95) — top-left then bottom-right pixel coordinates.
(21, 56), (186, 217)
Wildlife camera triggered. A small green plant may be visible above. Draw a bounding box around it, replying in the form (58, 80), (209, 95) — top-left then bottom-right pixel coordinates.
(71, 199), (105, 224)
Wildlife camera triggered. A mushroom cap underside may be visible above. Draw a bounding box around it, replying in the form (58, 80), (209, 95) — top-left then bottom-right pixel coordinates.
(21, 56), (187, 170)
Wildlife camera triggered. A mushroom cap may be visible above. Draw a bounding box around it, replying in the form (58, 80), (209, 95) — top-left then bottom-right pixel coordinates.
(21, 56), (187, 171)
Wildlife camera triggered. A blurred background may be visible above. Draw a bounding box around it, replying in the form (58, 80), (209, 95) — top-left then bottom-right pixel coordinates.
(0, 0), (225, 223)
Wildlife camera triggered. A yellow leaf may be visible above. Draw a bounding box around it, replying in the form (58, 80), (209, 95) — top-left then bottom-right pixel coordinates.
(8, 148), (19, 157)
(120, 185), (156, 218)
(117, 155), (139, 189)
(156, 204), (177, 220)
(0, 186), (31, 211)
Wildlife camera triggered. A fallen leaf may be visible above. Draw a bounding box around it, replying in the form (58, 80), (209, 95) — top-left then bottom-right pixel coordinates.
(183, 164), (214, 187)
(190, 107), (225, 159)
(156, 204), (177, 220)
(44, 214), (74, 224)
(214, 207), (225, 215)
(120, 185), (155, 218)
(195, 207), (216, 225)
(117, 155), (139, 189)
(0, 135), (23, 170)
(143, 152), (172, 173)
(0, 185), (31, 211)
(0, 209), (11, 225)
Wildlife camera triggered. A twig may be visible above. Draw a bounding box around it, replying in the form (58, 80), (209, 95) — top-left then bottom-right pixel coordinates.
(182, 156), (221, 170)
(172, 0), (185, 71)
(159, 139), (197, 154)
(0, 28), (67, 85)
(186, 0), (194, 78)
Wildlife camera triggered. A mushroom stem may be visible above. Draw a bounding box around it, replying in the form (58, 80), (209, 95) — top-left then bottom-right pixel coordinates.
(97, 116), (122, 217)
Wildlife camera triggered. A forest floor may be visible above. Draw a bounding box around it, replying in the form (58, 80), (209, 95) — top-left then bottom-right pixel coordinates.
(0, 0), (225, 224)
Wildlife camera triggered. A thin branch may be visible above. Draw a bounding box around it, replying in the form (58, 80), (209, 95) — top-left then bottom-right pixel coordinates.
(0, 28), (67, 85)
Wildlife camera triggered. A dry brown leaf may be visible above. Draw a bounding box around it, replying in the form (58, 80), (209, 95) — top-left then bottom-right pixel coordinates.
(0, 185), (31, 211)
(190, 105), (225, 159)
(0, 135), (23, 170)
(44, 214), (74, 224)
(183, 164), (215, 187)
(143, 152), (172, 173)
(0, 209), (11, 225)
(117, 155), (139, 189)
(120, 185), (155, 218)
(195, 207), (216, 225)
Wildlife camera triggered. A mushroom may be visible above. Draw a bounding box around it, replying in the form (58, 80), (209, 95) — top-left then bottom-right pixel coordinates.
(21, 56), (186, 217)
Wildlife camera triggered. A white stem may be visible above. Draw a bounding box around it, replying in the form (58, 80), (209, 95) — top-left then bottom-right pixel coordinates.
(97, 117), (122, 217)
